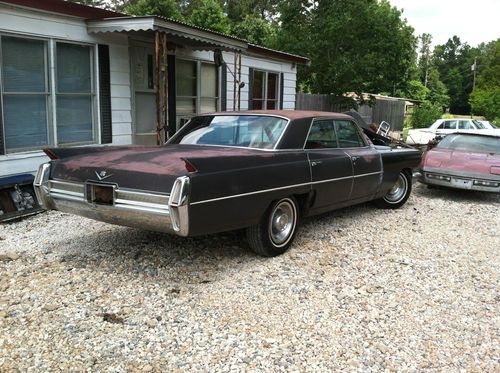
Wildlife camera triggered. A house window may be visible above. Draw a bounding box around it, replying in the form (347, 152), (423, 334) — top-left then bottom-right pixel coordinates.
(175, 59), (219, 128)
(1, 36), (50, 151)
(56, 43), (94, 145)
(0, 35), (97, 153)
(250, 69), (279, 110)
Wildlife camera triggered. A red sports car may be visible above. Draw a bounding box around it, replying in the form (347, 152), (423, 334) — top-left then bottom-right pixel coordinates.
(418, 132), (500, 193)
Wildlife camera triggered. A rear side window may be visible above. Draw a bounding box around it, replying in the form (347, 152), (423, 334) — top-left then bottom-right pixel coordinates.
(443, 120), (457, 129)
(335, 120), (365, 148)
(458, 120), (472, 129)
(305, 119), (337, 149)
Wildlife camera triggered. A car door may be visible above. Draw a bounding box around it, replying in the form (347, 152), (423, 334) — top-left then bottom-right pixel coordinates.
(335, 120), (383, 201)
(304, 118), (353, 209)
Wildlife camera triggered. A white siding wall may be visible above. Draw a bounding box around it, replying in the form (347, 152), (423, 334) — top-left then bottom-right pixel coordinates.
(222, 52), (297, 111)
(0, 3), (132, 176)
(175, 49), (297, 112)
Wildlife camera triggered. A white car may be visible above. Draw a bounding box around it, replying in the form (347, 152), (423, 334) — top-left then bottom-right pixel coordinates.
(406, 118), (498, 145)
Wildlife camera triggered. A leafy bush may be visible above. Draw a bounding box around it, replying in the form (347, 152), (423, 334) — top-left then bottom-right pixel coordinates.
(410, 101), (443, 128)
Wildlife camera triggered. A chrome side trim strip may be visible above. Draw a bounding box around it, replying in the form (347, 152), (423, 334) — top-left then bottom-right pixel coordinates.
(190, 171), (383, 205)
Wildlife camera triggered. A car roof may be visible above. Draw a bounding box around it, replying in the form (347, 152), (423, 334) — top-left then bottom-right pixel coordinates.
(207, 110), (354, 121)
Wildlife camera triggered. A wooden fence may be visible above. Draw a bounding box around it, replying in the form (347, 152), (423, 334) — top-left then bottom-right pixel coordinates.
(295, 92), (406, 131)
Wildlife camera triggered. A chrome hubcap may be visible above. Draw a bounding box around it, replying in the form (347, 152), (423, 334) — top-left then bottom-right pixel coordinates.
(384, 173), (408, 203)
(269, 200), (296, 246)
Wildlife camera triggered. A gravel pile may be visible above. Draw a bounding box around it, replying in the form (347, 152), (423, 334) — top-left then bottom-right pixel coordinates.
(1, 184), (499, 371)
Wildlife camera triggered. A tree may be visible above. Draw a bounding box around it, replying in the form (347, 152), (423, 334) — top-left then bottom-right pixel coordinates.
(65, 0), (108, 8)
(470, 39), (500, 121)
(226, 0), (280, 22)
(432, 36), (480, 114)
(231, 14), (276, 45)
(308, 0), (416, 99)
(190, 0), (231, 34)
(124, 0), (183, 20)
(418, 33), (432, 87)
(410, 101), (443, 129)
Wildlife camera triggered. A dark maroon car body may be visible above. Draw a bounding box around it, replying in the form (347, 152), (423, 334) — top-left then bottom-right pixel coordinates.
(34, 111), (421, 254)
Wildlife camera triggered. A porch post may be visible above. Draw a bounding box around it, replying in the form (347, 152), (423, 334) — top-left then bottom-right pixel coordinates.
(233, 52), (237, 111)
(162, 33), (168, 139)
(237, 52), (242, 111)
(155, 31), (161, 145)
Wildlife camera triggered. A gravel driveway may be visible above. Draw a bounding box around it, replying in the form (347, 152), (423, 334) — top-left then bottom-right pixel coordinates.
(1, 184), (499, 372)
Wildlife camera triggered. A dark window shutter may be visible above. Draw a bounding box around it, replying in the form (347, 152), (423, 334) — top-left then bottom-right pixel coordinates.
(279, 73), (284, 110)
(98, 44), (112, 144)
(220, 63), (227, 111)
(0, 96), (4, 155)
(167, 54), (176, 137)
(248, 67), (254, 110)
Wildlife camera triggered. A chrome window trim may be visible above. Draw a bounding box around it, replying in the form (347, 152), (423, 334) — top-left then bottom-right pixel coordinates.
(190, 170), (383, 206)
(167, 113), (292, 151)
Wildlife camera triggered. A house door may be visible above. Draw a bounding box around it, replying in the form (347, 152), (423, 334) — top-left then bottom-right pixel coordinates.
(132, 45), (159, 145)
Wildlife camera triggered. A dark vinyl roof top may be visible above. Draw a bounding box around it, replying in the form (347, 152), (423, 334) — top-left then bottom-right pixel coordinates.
(0, 0), (310, 64)
(208, 110), (353, 121)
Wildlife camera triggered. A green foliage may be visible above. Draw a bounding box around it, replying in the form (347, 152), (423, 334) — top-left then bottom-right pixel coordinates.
(66, 0), (106, 7)
(294, 0), (417, 98)
(190, 0), (231, 34)
(432, 36), (480, 114)
(469, 39), (500, 121)
(397, 80), (429, 101)
(426, 68), (450, 108)
(124, 0), (183, 19)
(226, 0), (280, 21)
(410, 101), (443, 128)
(231, 14), (276, 45)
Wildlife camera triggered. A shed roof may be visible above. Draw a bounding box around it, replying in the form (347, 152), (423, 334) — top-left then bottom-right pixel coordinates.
(0, 0), (310, 64)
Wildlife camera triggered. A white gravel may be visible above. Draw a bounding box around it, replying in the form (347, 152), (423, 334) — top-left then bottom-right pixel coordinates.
(1, 184), (499, 372)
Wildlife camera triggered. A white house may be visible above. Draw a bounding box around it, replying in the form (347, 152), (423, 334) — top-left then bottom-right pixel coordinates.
(0, 0), (308, 177)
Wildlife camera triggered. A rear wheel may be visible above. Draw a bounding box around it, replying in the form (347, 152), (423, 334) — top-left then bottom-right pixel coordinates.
(374, 170), (412, 209)
(246, 197), (299, 257)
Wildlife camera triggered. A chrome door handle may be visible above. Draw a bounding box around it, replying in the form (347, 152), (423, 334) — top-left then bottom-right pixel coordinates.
(311, 161), (322, 166)
(351, 156), (359, 162)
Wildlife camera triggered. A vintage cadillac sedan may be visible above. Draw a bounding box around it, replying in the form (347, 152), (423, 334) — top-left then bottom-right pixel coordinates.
(34, 111), (421, 256)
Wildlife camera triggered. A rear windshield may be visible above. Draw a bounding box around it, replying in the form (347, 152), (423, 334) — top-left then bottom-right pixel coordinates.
(170, 115), (288, 149)
(437, 134), (500, 153)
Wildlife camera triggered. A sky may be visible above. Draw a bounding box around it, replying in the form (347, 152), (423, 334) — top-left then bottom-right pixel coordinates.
(389, 0), (500, 47)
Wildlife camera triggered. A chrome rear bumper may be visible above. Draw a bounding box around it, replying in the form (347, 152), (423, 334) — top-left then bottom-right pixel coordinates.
(33, 163), (190, 236)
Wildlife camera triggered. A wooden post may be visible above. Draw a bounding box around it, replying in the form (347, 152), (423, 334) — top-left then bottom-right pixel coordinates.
(155, 31), (161, 145)
(237, 52), (242, 111)
(162, 33), (168, 140)
(233, 52), (237, 111)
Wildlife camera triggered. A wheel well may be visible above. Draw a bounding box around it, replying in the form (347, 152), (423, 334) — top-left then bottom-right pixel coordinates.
(402, 168), (413, 178)
(293, 192), (313, 217)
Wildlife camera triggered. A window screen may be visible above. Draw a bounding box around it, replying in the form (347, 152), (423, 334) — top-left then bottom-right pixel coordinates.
(1, 36), (49, 151)
(56, 43), (94, 144)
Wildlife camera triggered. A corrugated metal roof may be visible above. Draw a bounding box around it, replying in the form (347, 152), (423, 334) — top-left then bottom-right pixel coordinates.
(1, 0), (310, 64)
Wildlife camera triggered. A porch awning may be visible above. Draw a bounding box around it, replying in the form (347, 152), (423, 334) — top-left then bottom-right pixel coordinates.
(87, 16), (248, 52)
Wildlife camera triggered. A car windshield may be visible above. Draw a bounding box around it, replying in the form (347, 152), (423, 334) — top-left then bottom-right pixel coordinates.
(173, 115), (288, 149)
(437, 134), (500, 153)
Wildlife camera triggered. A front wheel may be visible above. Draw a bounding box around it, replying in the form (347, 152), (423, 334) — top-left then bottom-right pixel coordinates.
(373, 170), (412, 209)
(246, 197), (299, 257)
